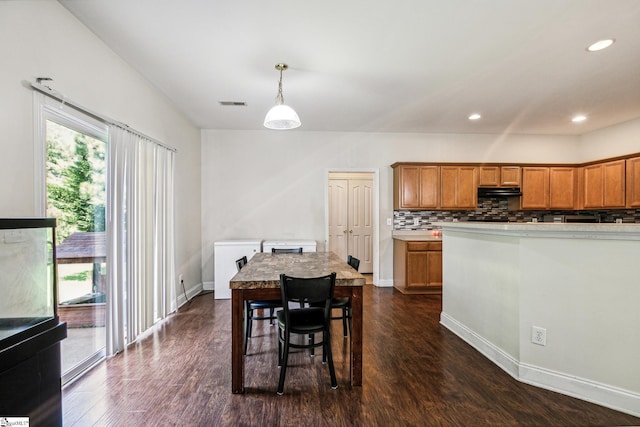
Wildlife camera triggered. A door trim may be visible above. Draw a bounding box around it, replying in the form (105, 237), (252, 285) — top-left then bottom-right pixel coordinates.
(324, 168), (379, 286)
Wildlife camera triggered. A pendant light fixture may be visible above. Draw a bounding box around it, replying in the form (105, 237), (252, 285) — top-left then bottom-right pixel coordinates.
(263, 63), (301, 130)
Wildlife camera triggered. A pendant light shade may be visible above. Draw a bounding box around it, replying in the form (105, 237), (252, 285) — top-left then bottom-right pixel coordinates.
(264, 63), (301, 130)
(264, 104), (301, 130)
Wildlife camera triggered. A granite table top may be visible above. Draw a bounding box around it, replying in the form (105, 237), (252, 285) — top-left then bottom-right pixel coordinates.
(229, 252), (366, 289)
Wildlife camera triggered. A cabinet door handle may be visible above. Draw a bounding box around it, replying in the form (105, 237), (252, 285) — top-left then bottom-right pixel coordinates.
(343, 230), (347, 234)
(349, 229), (353, 233)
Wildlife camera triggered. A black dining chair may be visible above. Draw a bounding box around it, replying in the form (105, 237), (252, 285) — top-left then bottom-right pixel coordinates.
(276, 273), (338, 395)
(235, 256), (248, 271)
(308, 255), (359, 337)
(271, 247), (303, 254)
(237, 256), (282, 355)
(336, 255), (359, 336)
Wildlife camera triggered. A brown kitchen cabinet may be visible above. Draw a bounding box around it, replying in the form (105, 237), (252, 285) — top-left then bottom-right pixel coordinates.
(549, 167), (578, 209)
(479, 166), (521, 187)
(393, 239), (442, 294)
(521, 167), (549, 209)
(626, 156), (640, 207)
(500, 166), (521, 186)
(393, 164), (439, 210)
(583, 159), (625, 208)
(440, 166), (478, 209)
(521, 166), (577, 209)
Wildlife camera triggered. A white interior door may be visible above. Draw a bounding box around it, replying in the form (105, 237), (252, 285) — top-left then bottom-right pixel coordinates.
(348, 179), (373, 273)
(328, 173), (373, 273)
(328, 179), (348, 260)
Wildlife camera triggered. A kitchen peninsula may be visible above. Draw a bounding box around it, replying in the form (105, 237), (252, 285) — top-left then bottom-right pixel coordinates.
(436, 221), (640, 417)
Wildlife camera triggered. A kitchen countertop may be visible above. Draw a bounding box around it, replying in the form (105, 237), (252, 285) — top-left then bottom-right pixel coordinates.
(392, 230), (442, 241)
(433, 221), (640, 240)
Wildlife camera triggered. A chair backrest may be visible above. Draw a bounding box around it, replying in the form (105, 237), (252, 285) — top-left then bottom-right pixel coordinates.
(279, 273), (336, 315)
(272, 247), (303, 254)
(347, 255), (360, 271)
(235, 256), (248, 272)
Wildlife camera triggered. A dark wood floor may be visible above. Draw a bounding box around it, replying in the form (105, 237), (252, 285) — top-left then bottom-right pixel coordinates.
(62, 284), (640, 426)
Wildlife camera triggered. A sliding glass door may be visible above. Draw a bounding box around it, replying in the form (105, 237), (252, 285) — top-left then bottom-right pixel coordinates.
(42, 103), (108, 384)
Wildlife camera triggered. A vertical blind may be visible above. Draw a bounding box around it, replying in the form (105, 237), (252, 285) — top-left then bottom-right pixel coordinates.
(106, 125), (176, 355)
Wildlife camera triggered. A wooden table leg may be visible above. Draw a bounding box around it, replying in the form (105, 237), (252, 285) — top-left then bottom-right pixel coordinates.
(231, 289), (244, 393)
(350, 286), (363, 386)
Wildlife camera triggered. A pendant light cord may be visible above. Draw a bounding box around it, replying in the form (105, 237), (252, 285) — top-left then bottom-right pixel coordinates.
(276, 68), (284, 106)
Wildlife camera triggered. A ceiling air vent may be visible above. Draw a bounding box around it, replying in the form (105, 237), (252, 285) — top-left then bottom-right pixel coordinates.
(219, 101), (247, 106)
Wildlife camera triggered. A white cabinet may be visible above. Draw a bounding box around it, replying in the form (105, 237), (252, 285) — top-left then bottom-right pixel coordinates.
(213, 240), (262, 299)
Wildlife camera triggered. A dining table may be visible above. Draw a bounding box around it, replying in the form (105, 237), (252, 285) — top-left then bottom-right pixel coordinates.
(228, 251), (366, 393)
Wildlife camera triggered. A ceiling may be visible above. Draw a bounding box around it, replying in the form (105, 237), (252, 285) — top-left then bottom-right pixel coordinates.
(59, 0), (640, 135)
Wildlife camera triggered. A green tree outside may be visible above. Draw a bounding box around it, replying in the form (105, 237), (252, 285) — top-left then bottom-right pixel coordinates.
(46, 120), (106, 244)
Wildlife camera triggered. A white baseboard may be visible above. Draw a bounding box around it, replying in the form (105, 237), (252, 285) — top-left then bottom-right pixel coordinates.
(518, 363), (640, 418)
(202, 281), (214, 291)
(177, 282), (203, 307)
(375, 279), (394, 287)
(440, 313), (520, 379)
(440, 312), (640, 418)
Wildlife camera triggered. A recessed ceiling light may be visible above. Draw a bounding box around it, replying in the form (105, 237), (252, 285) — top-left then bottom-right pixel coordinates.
(468, 113), (481, 120)
(586, 39), (615, 52)
(572, 115), (587, 123)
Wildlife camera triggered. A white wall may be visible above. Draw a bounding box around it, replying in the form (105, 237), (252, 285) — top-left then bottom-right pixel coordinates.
(0, 2), (202, 295)
(201, 129), (579, 285)
(578, 118), (640, 162)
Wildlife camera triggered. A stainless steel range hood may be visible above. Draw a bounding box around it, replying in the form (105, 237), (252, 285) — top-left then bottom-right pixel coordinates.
(478, 187), (522, 197)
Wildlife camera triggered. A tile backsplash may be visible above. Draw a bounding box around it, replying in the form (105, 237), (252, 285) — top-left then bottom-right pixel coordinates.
(394, 197), (640, 229)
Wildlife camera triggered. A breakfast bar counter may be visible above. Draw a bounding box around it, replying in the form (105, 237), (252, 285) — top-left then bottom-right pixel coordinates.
(435, 221), (640, 417)
(229, 251), (365, 394)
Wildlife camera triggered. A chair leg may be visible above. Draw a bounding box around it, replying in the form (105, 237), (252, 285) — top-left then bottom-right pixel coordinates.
(342, 307), (348, 337)
(277, 330), (282, 367)
(243, 302), (250, 355)
(277, 333), (290, 395)
(309, 333), (315, 357)
(324, 329), (338, 389)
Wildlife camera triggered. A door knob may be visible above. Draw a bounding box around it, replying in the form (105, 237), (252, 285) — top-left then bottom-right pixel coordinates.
(349, 230), (353, 233)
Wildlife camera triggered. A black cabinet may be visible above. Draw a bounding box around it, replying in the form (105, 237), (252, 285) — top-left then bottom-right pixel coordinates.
(0, 321), (66, 426)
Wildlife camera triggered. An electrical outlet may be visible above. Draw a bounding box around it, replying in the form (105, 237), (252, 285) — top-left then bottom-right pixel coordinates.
(386, 218), (392, 226)
(532, 326), (546, 346)
(413, 218), (420, 226)
(178, 274), (184, 284)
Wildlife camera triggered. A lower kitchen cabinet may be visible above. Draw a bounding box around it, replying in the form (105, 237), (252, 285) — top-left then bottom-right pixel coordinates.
(393, 239), (442, 294)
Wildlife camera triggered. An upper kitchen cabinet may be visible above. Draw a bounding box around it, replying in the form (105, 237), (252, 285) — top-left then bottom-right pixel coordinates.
(521, 166), (576, 209)
(392, 164), (439, 210)
(549, 167), (578, 209)
(479, 166), (521, 187)
(500, 166), (521, 186)
(626, 156), (640, 208)
(521, 167), (549, 209)
(440, 166), (478, 209)
(582, 159), (625, 209)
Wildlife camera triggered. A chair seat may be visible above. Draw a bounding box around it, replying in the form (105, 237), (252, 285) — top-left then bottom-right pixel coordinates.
(244, 299), (282, 355)
(248, 299), (281, 309)
(309, 297), (351, 337)
(330, 297), (350, 308)
(277, 308), (325, 333)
